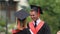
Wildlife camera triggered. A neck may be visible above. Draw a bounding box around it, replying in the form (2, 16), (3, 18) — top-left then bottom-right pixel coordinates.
(35, 17), (39, 21)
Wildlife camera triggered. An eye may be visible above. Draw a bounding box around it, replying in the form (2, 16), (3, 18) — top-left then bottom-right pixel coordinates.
(30, 15), (34, 16)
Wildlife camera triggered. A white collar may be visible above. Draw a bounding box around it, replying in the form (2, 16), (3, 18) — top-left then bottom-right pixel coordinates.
(29, 18), (41, 34)
(33, 18), (41, 26)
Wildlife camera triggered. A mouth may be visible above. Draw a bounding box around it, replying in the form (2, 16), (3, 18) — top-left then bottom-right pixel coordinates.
(32, 18), (36, 20)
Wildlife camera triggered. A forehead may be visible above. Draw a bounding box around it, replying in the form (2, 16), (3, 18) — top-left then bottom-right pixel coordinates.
(30, 10), (38, 13)
(30, 11), (38, 15)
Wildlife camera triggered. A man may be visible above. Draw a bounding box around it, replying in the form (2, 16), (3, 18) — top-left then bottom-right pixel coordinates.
(27, 5), (51, 34)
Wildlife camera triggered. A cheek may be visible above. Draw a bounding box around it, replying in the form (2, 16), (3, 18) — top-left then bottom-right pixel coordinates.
(31, 15), (36, 19)
(34, 14), (37, 18)
(36, 15), (38, 18)
(30, 15), (35, 19)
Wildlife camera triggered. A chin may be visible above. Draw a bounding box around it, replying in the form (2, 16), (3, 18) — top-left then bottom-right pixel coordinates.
(32, 18), (36, 21)
(33, 19), (36, 21)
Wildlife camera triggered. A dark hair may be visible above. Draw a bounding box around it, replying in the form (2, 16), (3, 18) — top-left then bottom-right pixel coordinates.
(31, 9), (38, 13)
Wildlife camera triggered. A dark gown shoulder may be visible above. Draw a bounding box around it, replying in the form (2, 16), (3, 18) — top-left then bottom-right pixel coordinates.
(37, 22), (51, 34)
(14, 28), (28, 34)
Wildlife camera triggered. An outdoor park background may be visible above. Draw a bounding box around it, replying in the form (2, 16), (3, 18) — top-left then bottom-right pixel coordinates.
(0, 0), (60, 34)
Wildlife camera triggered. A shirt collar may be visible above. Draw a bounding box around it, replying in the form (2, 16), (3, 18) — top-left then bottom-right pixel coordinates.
(33, 18), (41, 25)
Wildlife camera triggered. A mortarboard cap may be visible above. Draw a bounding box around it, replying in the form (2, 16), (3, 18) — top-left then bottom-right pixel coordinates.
(30, 5), (43, 14)
(15, 9), (29, 21)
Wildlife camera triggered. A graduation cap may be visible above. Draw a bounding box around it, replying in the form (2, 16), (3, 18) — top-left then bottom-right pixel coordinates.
(15, 9), (29, 21)
(30, 5), (43, 16)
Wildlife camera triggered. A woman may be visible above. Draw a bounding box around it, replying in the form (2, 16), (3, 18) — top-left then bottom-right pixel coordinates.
(12, 9), (29, 34)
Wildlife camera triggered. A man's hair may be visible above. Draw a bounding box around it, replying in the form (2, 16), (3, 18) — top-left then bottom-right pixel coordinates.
(30, 9), (38, 13)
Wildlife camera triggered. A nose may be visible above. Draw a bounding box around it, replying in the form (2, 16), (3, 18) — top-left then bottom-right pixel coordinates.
(31, 15), (34, 18)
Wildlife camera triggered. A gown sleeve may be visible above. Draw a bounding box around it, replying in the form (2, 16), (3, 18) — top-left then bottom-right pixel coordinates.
(44, 23), (51, 34)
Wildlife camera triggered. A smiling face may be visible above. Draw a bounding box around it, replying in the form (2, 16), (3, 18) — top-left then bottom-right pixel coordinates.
(30, 10), (39, 21)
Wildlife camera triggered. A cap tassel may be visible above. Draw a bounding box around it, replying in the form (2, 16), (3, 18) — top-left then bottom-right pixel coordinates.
(38, 8), (40, 17)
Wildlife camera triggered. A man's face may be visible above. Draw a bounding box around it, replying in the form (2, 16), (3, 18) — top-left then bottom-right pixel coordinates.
(30, 11), (38, 21)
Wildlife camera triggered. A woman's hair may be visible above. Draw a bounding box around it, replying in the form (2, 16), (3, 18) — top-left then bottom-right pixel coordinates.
(17, 18), (26, 27)
(18, 18), (26, 22)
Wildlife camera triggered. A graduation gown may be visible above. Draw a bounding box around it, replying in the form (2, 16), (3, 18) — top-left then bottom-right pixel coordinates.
(13, 28), (28, 34)
(14, 23), (51, 34)
(27, 22), (51, 34)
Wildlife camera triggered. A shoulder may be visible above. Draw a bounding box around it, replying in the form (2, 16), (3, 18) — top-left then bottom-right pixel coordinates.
(42, 22), (51, 31)
(16, 28), (28, 34)
(44, 22), (50, 27)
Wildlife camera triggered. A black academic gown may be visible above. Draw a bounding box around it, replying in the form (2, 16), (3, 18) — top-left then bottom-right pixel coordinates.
(26, 23), (51, 34)
(15, 23), (51, 34)
(14, 28), (28, 34)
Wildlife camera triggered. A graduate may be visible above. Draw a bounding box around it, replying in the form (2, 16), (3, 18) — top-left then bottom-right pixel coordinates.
(12, 9), (29, 34)
(26, 5), (51, 34)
